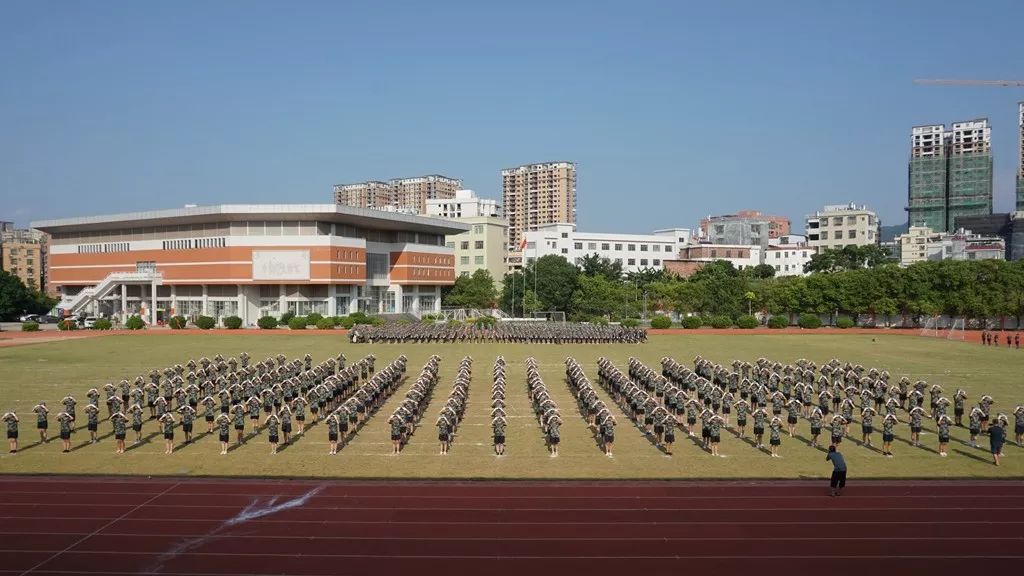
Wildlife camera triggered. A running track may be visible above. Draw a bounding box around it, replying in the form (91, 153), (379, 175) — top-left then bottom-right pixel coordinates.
(1, 477), (1022, 575)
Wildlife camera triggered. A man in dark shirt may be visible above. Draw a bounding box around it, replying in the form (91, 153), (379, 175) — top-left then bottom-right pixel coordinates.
(826, 445), (847, 497)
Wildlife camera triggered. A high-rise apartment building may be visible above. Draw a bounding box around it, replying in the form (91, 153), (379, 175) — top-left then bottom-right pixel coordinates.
(0, 228), (48, 291)
(502, 161), (576, 254)
(1018, 103), (1024, 211)
(907, 119), (993, 232)
(333, 175), (461, 214)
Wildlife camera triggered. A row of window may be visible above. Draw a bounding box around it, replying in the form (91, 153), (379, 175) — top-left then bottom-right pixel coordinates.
(334, 249), (362, 261)
(450, 240), (486, 250)
(817, 230), (874, 240)
(571, 241), (672, 252)
(408, 255), (452, 266)
(773, 251), (811, 258)
(459, 256), (486, 265)
(162, 238), (227, 250)
(411, 268), (450, 278)
(78, 242), (130, 253)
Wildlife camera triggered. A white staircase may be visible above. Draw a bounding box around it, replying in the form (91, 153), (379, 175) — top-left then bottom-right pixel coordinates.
(59, 271), (163, 316)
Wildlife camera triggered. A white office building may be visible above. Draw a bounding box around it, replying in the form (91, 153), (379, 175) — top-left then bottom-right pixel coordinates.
(765, 244), (815, 276)
(426, 190), (502, 219)
(805, 203), (880, 250)
(519, 223), (692, 273)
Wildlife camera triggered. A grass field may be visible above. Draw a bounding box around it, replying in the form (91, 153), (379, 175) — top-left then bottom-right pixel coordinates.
(1, 333), (1022, 479)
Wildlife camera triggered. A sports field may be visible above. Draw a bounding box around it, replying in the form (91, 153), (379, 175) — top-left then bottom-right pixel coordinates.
(0, 333), (1021, 479)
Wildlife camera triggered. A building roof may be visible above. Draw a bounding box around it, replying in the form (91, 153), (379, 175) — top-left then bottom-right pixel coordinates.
(31, 204), (469, 236)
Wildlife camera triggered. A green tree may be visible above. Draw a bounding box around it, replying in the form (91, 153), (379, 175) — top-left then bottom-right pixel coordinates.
(570, 274), (635, 320)
(526, 255), (579, 313)
(578, 253), (624, 281)
(750, 263), (776, 279)
(0, 270), (35, 321)
(442, 269), (498, 309)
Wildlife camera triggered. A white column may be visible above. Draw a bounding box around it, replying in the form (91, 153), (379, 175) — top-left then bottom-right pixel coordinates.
(237, 284), (245, 325)
(350, 285), (358, 314)
(121, 284), (127, 318)
(434, 286), (441, 312)
(150, 281), (158, 326)
(328, 284), (337, 317)
(278, 284), (286, 316)
(170, 285), (177, 317)
(392, 284), (403, 313)
(201, 284), (209, 316)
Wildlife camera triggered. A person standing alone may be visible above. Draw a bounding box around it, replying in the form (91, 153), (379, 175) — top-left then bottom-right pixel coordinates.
(826, 445), (847, 497)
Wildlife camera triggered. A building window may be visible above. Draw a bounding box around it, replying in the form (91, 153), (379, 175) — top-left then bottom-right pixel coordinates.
(474, 241), (484, 249)
(601, 243), (609, 250)
(446, 241), (454, 249)
(653, 245), (660, 252)
(627, 258), (636, 266)
(832, 217), (843, 226)
(473, 225), (484, 234)
(588, 242), (597, 250)
(460, 256), (469, 265)
(561, 232), (568, 238)
(561, 248), (568, 254)
(474, 255), (484, 265)
(640, 259), (648, 266)
(640, 244), (648, 252)
(574, 242), (583, 249)
(460, 241), (469, 250)
(726, 250), (732, 257)
(615, 243), (623, 250)
(627, 244), (636, 251)
(614, 258), (622, 264)
(775, 252), (780, 259)
(526, 242), (535, 249)
(847, 230), (856, 239)
(775, 265), (781, 271)
(710, 250), (717, 257)
(653, 259), (660, 265)
(821, 231), (829, 240)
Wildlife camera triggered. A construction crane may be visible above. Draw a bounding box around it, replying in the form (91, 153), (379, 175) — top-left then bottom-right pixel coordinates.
(914, 79), (1024, 87)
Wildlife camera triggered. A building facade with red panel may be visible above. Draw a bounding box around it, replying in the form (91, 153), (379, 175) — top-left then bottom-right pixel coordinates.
(32, 204), (466, 326)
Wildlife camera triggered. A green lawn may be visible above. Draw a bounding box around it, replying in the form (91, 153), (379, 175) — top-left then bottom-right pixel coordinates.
(0, 333), (1021, 479)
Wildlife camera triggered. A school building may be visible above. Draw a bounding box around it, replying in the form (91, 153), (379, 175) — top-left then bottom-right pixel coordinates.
(31, 204), (466, 326)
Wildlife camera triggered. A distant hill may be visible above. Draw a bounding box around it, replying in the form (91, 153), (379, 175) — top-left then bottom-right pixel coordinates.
(880, 222), (907, 242)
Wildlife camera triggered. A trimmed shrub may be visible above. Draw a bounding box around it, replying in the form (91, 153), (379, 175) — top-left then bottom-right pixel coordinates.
(257, 316), (278, 330)
(798, 313), (822, 329)
(58, 319), (78, 331)
(21, 321), (40, 332)
(279, 311), (295, 324)
(710, 315), (733, 329)
(338, 316), (356, 329)
(330, 316), (345, 326)
(168, 315), (187, 330)
(369, 316), (385, 326)
(650, 316), (672, 329)
(92, 318), (113, 331)
(699, 315), (714, 327)
(223, 315), (243, 330)
(620, 318), (640, 328)
(735, 315), (758, 329)
(316, 318), (335, 330)
(835, 317), (855, 329)
(125, 316), (146, 330)
(767, 316), (789, 329)
(348, 312), (370, 324)
(288, 316), (308, 330)
(195, 315), (216, 330)
(681, 316), (702, 329)
(305, 312), (324, 326)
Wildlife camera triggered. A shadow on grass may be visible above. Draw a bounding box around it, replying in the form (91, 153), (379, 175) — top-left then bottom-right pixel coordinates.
(953, 448), (995, 464)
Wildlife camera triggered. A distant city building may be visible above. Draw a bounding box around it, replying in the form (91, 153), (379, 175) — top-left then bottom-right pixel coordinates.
(502, 162), (576, 258)
(0, 227), (48, 292)
(953, 212), (1024, 261)
(907, 119), (993, 232)
(805, 203), (880, 250)
(1018, 103), (1024, 211)
(699, 210), (790, 245)
(896, 226), (1005, 266)
(663, 244), (762, 278)
(765, 242), (815, 277)
(519, 223), (691, 274)
(333, 175), (462, 214)
(426, 190), (502, 219)
(443, 216), (508, 290)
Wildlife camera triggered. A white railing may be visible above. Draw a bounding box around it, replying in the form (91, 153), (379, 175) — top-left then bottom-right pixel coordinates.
(59, 270), (164, 315)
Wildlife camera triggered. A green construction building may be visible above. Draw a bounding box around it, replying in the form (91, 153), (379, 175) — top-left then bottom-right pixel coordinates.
(907, 120), (992, 232)
(1018, 103), (1024, 212)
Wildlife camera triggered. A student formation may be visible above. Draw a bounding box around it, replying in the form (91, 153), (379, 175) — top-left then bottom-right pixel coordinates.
(3, 352), (1021, 465)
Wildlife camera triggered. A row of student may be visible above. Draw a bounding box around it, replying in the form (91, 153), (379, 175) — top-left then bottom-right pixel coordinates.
(435, 357), (472, 455)
(491, 357), (507, 456)
(387, 356), (441, 455)
(565, 358), (618, 456)
(526, 358), (562, 457)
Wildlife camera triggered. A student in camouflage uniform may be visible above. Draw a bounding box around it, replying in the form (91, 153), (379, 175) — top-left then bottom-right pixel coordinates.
(111, 410), (128, 454)
(768, 416), (782, 457)
(201, 396), (217, 433)
(3, 411), (18, 453)
(936, 414), (952, 457)
(734, 398), (749, 438)
(829, 414), (846, 447)
(128, 403), (144, 445)
(265, 413), (281, 454)
(55, 412), (73, 453)
(159, 412), (176, 454)
(1014, 405), (1024, 446)
(179, 405), (196, 444)
(908, 406), (926, 448)
(751, 407), (768, 449)
(32, 402), (48, 444)
(808, 406), (823, 448)
(84, 404), (100, 444)
(967, 406), (983, 448)
(215, 413), (231, 455)
(881, 413), (897, 457)
(860, 406), (876, 447)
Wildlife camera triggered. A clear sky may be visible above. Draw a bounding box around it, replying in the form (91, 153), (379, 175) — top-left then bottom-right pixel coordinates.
(2, 0), (1022, 233)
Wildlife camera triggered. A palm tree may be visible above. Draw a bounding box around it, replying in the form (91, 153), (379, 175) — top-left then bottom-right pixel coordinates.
(744, 291), (756, 316)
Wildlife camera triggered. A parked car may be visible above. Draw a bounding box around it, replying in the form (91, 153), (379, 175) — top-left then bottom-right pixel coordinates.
(35, 315), (59, 324)
(81, 316), (98, 328)
(19, 314), (39, 322)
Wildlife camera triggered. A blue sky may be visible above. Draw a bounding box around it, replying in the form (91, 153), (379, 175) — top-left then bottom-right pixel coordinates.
(2, 0), (1022, 233)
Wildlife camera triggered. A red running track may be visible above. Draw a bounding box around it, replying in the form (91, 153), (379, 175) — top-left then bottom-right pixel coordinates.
(1, 477), (1022, 575)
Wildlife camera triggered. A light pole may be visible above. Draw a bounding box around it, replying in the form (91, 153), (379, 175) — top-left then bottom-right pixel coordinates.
(642, 291), (648, 321)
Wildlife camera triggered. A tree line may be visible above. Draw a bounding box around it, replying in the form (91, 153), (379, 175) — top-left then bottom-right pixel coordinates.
(442, 250), (1024, 326)
(0, 270), (58, 321)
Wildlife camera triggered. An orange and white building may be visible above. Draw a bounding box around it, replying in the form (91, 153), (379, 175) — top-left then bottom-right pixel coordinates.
(32, 204), (466, 326)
